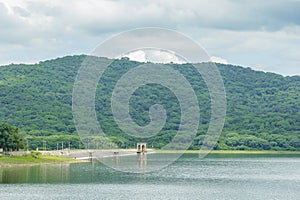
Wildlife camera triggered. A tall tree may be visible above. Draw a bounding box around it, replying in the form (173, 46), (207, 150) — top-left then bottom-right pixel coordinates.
(0, 124), (27, 151)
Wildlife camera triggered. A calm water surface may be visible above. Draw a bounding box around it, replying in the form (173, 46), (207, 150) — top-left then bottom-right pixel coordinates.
(0, 153), (300, 200)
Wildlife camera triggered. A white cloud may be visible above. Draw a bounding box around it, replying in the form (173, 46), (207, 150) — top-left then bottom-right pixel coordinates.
(122, 49), (186, 64)
(251, 65), (276, 73)
(145, 49), (186, 64)
(122, 50), (147, 63)
(210, 56), (228, 64)
(196, 26), (300, 75)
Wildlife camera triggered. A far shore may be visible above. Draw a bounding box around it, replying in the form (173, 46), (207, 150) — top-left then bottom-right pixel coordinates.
(156, 149), (300, 154)
(1, 149), (300, 166)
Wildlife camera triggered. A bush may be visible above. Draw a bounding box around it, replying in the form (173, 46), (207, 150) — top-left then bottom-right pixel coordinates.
(30, 151), (41, 158)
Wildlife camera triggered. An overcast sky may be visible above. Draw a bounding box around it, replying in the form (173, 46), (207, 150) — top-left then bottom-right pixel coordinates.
(0, 0), (299, 76)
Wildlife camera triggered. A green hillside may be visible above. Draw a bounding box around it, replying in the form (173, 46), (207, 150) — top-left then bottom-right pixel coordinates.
(0, 55), (299, 150)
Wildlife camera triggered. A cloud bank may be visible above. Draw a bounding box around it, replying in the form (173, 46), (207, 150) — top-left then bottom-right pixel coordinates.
(0, 0), (299, 75)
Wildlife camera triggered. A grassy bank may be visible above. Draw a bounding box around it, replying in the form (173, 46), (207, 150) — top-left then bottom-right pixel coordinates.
(155, 150), (300, 155)
(0, 152), (85, 166)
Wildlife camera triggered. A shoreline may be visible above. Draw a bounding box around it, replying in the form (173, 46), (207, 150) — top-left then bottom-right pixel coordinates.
(156, 150), (300, 154)
(0, 155), (88, 167)
(1, 149), (300, 166)
(0, 160), (89, 167)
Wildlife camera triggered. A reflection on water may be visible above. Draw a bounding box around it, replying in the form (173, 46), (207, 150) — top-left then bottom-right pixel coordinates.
(1, 153), (300, 199)
(1, 153), (300, 184)
(99, 152), (183, 173)
(137, 153), (147, 168)
(0, 164), (71, 184)
(0, 153), (150, 184)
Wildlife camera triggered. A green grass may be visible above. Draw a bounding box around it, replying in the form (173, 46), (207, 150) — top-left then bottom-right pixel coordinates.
(0, 153), (79, 165)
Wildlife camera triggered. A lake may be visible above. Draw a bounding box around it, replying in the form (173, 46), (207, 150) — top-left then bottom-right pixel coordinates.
(1, 153), (300, 199)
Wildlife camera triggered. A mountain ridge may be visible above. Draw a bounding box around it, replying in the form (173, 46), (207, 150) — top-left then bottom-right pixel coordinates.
(0, 55), (299, 150)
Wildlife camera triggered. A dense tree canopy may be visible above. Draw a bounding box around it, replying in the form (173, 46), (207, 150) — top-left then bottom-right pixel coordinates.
(0, 55), (299, 150)
(0, 124), (27, 151)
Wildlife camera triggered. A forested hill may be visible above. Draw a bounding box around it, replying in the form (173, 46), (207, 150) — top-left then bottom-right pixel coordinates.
(0, 55), (299, 150)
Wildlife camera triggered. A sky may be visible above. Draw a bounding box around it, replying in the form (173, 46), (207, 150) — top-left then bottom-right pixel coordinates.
(0, 0), (299, 76)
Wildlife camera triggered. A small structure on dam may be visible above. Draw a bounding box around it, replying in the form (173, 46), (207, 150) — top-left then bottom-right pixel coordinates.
(137, 143), (147, 153)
